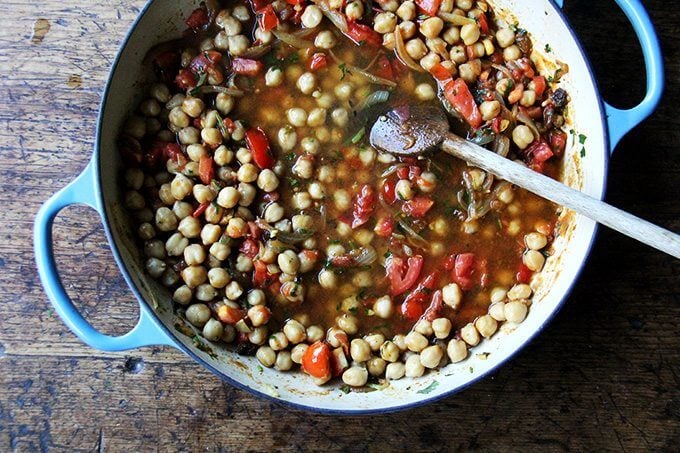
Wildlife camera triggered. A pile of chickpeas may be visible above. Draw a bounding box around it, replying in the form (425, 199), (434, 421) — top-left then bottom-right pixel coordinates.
(120, 0), (562, 388)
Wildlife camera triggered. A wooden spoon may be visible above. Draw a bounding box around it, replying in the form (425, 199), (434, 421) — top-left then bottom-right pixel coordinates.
(369, 104), (680, 259)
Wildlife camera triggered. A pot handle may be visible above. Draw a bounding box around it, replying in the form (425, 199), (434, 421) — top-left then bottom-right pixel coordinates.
(555, 0), (664, 151)
(34, 160), (175, 351)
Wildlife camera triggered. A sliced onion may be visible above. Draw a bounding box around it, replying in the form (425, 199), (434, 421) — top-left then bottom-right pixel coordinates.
(356, 90), (391, 111)
(438, 12), (477, 26)
(491, 63), (514, 81)
(515, 109), (541, 140)
(329, 51), (397, 87)
(276, 229), (315, 244)
(316, 0), (348, 32)
(493, 134), (510, 157)
(396, 218), (429, 249)
(393, 27), (425, 73)
(380, 163), (408, 178)
(241, 43), (272, 59)
(190, 85), (245, 96)
(351, 246), (378, 267)
(272, 28), (313, 49)
(469, 132), (496, 146)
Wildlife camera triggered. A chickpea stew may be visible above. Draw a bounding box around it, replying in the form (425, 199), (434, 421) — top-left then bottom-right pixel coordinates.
(119, 0), (570, 388)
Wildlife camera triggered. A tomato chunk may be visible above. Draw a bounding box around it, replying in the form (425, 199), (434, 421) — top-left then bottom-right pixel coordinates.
(387, 255), (424, 296)
(528, 140), (554, 164)
(477, 12), (490, 35)
(198, 156), (215, 185)
(345, 21), (382, 48)
(453, 253), (476, 290)
(415, 0), (442, 17)
(301, 341), (332, 381)
(532, 75), (547, 98)
(351, 184), (376, 228)
(186, 6), (210, 31)
(257, 4), (279, 32)
(374, 217), (394, 237)
(423, 290), (443, 322)
(381, 177), (397, 205)
(374, 55), (395, 81)
(517, 262), (533, 284)
(231, 58), (263, 76)
(217, 305), (245, 325)
(429, 63), (452, 82)
(443, 78), (483, 129)
(549, 130), (567, 157)
(192, 202), (210, 218)
(400, 272), (439, 321)
(309, 52), (328, 72)
(245, 127), (276, 169)
(402, 196), (434, 218)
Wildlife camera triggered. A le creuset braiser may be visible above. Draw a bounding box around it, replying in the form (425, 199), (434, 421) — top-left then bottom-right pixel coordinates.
(34, 0), (663, 413)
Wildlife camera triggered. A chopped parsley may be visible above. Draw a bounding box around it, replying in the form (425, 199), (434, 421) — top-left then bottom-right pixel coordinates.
(416, 381), (439, 394)
(339, 385), (351, 394)
(544, 43), (552, 53)
(189, 71), (207, 96)
(338, 63), (351, 80)
(578, 133), (588, 144)
(580, 148), (586, 158)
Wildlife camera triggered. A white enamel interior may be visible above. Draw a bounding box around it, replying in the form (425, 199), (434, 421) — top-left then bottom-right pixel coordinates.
(98, 0), (607, 412)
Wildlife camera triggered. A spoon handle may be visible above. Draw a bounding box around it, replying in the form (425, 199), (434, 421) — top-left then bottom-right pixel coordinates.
(441, 134), (680, 259)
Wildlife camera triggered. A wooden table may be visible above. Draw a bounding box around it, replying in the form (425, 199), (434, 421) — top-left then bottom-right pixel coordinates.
(1, 0), (678, 450)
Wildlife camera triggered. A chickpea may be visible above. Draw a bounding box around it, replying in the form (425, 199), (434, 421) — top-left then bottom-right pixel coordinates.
(306, 108), (327, 127)
(503, 44), (522, 61)
(124, 191), (145, 211)
(173, 285), (193, 305)
(460, 322), (481, 346)
(395, 179), (414, 200)
(195, 283), (217, 302)
(420, 17), (444, 39)
(450, 45), (467, 64)
(264, 202), (285, 223)
(342, 366), (368, 387)
(254, 27), (273, 45)
(525, 232), (548, 250)
(432, 318), (452, 339)
(306, 325), (325, 343)
(512, 125), (535, 150)
(405, 38), (428, 60)
(337, 313), (359, 335)
(331, 108), (349, 127)
(297, 72), (316, 95)
(420, 345), (444, 369)
(292, 192), (312, 210)
(415, 83), (436, 101)
(183, 244), (206, 266)
(508, 283), (532, 300)
(405, 354), (425, 378)
(523, 249), (546, 272)
(301, 4), (323, 28)
(155, 207), (178, 232)
(414, 319), (433, 337)
(350, 339), (372, 363)
(314, 30), (336, 49)
(345, 1), (364, 21)
(396, 1), (416, 21)
(374, 12), (397, 34)
(278, 250), (301, 275)
(226, 217), (247, 238)
(277, 126), (298, 152)
(373, 296), (393, 319)
(301, 137), (320, 155)
(419, 52), (441, 72)
(385, 362), (406, 380)
(185, 303), (211, 327)
(460, 23), (480, 45)
(265, 67), (283, 87)
(318, 268), (338, 289)
(367, 357), (387, 376)
(334, 82), (352, 101)
(475, 315), (498, 338)
(479, 100), (501, 121)
(275, 351), (293, 371)
(520, 89), (537, 107)
(505, 300), (528, 323)
(364, 333), (385, 352)
(405, 331), (429, 352)
(442, 26), (461, 45)
(496, 28), (516, 48)
(447, 339), (468, 363)
(165, 232), (189, 257)
(257, 346), (277, 368)
(145, 257), (166, 278)
(442, 283), (462, 309)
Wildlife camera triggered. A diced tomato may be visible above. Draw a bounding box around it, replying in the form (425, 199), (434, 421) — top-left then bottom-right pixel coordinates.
(402, 196), (434, 218)
(153, 50), (179, 72)
(245, 127), (275, 169)
(429, 63), (452, 82)
(309, 52), (328, 72)
(247, 221), (263, 240)
(423, 290), (443, 322)
(490, 50), (504, 64)
(549, 130), (567, 157)
(351, 184), (376, 228)
(415, 0), (442, 17)
(249, 0), (270, 11)
(286, 0), (305, 4)
(491, 116), (503, 133)
(532, 76), (547, 98)
(522, 106), (544, 120)
(345, 21), (382, 48)
(453, 253), (476, 290)
(198, 156), (215, 185)
(396, 166), (409, 180)
(391, 58), (409, 80)
(443, 78), (483, 129)
(257, 4), (279, 31)
(189, 51), (224, 84)
(443, 254), (457, 271)
(301, 341), (332, 380)
(222, 117), (236, 134)
(517, 262), (533, 284)
(516, 58), (535, 79)
(186, 6), (210, 31)
(387, 255), (424, 296)
(374, 217), (394, 237)
(528, 140), (554, 164)
(217, 305), (246, 325)
(400, 272), (439, 321)
(240, 238), (259, 259)
(330, 347), (349, 377)
(374, 55), (395, 81)
(252, 260), (269, 287)
(175, 69), (196, 89)
(381, 177), (397, 204)
(231, 58), (263, 76)
(477, 12), (490, 35)
(192, 202), (210, 218)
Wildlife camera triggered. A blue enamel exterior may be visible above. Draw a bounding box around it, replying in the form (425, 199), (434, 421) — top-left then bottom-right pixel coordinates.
(33, 0), (664, 412)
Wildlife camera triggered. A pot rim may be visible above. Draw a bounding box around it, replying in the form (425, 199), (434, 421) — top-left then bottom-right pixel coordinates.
(93, 0), (608, 414)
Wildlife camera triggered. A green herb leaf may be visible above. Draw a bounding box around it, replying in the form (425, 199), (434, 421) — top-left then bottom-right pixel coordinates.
(544, 43), (552, 53)
(339, 385), (351, 394)
(578, 133), (587, 144)
(350, 127), (366, 144)
(189, 72), (208, 96)
(416, 381), (439, 394)
(338, 63), (351, 80)
(580, 147), (586, 158)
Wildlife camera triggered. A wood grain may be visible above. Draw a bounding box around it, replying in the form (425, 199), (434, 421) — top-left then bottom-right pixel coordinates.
(1, 0), (678, 451)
